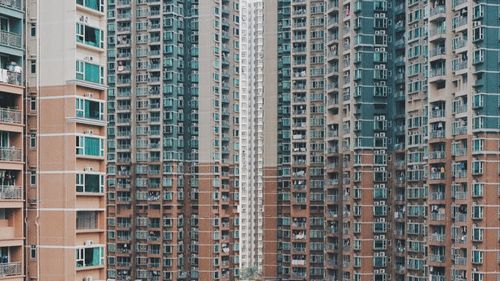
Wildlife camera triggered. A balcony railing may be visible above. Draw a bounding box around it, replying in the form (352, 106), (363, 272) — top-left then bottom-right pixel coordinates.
(0, 31), (21, 49)
(0, 108), (21, 124)
(0, 185), (21, 199)
(0, 147), (21, 161)
(429, 5), (446, 17)
(0, 262), (22, 277)
(429, 68), (445, 78)
(0, 70), (22, 86)
(0, 0), (22, 10)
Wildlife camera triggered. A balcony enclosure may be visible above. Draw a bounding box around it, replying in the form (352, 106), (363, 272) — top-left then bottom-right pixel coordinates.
(76, 246), (104, 268)
(76, 23), (104, 49)
(0, 246), (21, 277)
(76, 0), (104, 12)
(0, 169), (20, 199)
(0, 91), (20, 124)
(76, 97), (104, 121)
(0, 131), (21, 161)
(76, 173), (104, 193)
(0, 15), (22, 49)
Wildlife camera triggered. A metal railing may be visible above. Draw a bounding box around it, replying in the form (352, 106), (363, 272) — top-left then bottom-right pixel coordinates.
(0, 108), (21, 124)
(0, 0), (21, 10)
(0, 31), (21, 48)
(0, 70), (22, 86)
(0, 147), (21, 161)
(0, 262), (21, 277)
(0, 185), (21, 199)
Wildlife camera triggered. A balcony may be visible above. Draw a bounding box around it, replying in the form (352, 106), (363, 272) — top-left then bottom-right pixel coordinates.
(453, 170), (467, 179)
(431, 275), (445, 281)
(0, 185), (21, 199)
(453, 126), (467, 136)
(429, 26), (446, 39)
(0, 147), (21, 162)
(452, 16), (467, 30)
(429, 68), (445, 78)
(452, 59), (467, 72)
(0, 70), (22, 87)
(431, 110), (445, 120)
(430, 130), (445, 139)
(0, 0), (22, 10)
(0, 31), (21, 49)
(0, 108), (20, 125)
(0, 262), (21, 277)
(452, 37), (467, 51)
(429, 151), (445, 160)
(430, 213), (445, 221)
(429, 6), (446, 18)
(430, 172), (445, 180)
(453, 0), (466, 8)
(430, 192), (445, 200)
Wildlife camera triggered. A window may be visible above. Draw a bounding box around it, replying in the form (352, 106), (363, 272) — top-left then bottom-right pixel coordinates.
(76, 135), (105, 157)
(76, 246), (105, 268)
(76, 0), (104, 12)
(30, 245), (37, 259)
(76, 60), (104, 84)
(30, 23), (36, 36)
(30, 170), (36, 186)
(0, 17), (9, 32)
(76, 97), (104, 120)
(76, 211), (98, 230)
(30, 60), (36, 74)
(30, 96), (37, 111)
(76, 173), (104, 193)
(472, 138), (484, 153)
(76, 23), (104, 48)
(29, 132), (36, 148)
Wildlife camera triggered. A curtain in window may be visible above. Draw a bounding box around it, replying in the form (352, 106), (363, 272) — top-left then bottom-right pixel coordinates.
(85, 0), (98, 10)
(84, 100), (90, 118)
(84, 137), (100, 156)
(85, 174), (100, 192)
(84, 62), (100, 84)
(94, 28), (100, 47)
(92, 247), (101, 265)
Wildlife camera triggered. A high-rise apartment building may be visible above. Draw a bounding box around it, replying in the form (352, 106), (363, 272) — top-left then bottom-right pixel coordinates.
(103, 0), (500, 281)
(25, 0), (108, 280)
(0, 0), (24, 280)
(255, 1), (500, 281)
(106, 0), (240, 280)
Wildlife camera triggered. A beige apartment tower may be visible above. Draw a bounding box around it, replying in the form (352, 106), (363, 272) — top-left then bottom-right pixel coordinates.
(25, 0), (107, 280)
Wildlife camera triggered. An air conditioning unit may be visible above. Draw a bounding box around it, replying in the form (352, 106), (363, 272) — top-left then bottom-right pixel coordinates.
(84, 93), (93, 98)
(84, 240), (94, 246)
(84, 167), (93, 172)
(83, 277), (93, 281)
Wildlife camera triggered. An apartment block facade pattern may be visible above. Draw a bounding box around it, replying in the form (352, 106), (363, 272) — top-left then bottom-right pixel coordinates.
(24, 0), (108, 280)
(106, 0), (240, 280)
(0, 0), (497, 281)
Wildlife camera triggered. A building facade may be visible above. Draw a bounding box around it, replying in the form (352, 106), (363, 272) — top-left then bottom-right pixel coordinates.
(258, 0), (500, 281)
(106, 0), (240, 280)
(25, 0), (108, 280)
(0, 0), (24, 280)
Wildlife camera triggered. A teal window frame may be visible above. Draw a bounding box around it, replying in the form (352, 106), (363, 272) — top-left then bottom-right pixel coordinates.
(76, 0), (104, 12)
(76, 135), (104, 157)
(76, 246), (105, 268)
(76, 23), (104, 48)
(76, 97), (104, 120)
(76, 60), (104, 84)
(76, 173), (105, 193)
